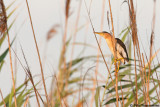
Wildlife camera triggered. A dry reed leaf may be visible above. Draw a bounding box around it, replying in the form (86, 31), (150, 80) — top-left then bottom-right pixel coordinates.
(145, 48), (160, 68)
(47, 24), (59, 41)
(47, 29), (56, 41)
(107, 11), (110, 31)
(0, 0), (7, 36)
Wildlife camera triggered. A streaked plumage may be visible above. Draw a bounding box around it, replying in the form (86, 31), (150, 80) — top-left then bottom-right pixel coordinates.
(95, 31), (129, 64)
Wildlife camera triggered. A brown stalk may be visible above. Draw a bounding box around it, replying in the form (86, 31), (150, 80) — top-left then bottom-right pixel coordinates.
(84, 0), (124, 106)
(7, 34), (19, 107)
(23, 94), (29, 107)
(55, 75), (67, 107)
(151, 47), (160, 91)
(7, 23), (18, 107)
(83, 0), (116, 97)
(43, 25), (58, 105)
(0, 0), (17, 106)
(143, 45), (158, 104)
(128, 0), (140, 104)
(144, 54), (151, 104)
(67, 0), (82, 100)
(60, 0), (71, 105)
(12, 47), (44, 105)
(61, 0), (71, 72)
(144, 52), (160, 104)
(148, 0), (156, 105)
(151, 75), (160, 103)
(0, 89), (6, 107)
(67, 2), (81, 69)
(20, 45), (41, 106)
(120, 81), (124, 107)
(108, 0), (119, 106)
(141, 54), (147, 104)
(25, 0), (49, 106)
(57, 0), (71, 100)
(153, 63), (160, 98)
(14, 41), (18, 88)
(90, 0), (106, 106)
(153, 46), (160, 93)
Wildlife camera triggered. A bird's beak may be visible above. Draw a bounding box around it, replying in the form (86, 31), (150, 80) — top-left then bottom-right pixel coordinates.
(94, 32), (104, 36)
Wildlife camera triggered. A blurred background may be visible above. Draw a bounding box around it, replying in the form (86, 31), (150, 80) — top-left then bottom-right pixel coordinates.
(0, 0), (160, 106)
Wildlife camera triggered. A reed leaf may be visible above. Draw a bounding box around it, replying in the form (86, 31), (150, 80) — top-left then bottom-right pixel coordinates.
(95, 87), (100, 107)
(104, 97), (127, 105)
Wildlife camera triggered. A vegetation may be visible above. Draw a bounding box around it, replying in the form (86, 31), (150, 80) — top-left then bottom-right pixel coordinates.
(0, 0), (160, 107)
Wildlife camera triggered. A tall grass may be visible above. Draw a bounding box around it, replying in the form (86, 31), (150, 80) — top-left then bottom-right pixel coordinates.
(0, 0), (160, 107)
(25, 0), (50, 106)
(0, 0), (17, 106)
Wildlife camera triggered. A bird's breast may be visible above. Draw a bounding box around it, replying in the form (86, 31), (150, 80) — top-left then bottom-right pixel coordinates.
(105, 38), (115, 54)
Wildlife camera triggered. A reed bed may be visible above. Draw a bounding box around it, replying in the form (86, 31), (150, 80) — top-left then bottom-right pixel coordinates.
(0, 0), (160, 107)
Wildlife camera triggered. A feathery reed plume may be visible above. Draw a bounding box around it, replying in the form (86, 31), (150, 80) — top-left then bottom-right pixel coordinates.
(43, 24), (59, 69)
(0, 0), (7, 36)
(128, 0), (140, 104)
(65, 0), (70, 19)
(128, 0), (138, 46)
(47, 24), (59, 41)
(0, 0), (17, 106)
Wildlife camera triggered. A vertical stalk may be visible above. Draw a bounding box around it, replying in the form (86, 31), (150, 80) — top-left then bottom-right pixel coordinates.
(1, 0), (17, 106)
(120, 81), (124, 107)
(66, 0), (82, 99)
(25, 0), (49, 106)
(83, 1), (118, 106)
(7, 32), (17, 107)
(142, 54), (147, 105)
(108, 0), (119, 106)
(90, 0), (106, 106)
(148, 0), (156, 105)
(133, 46), (138, 104)
(0, 89), (6, 107)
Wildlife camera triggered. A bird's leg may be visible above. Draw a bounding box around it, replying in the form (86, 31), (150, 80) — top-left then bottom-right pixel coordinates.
(113, 59), (117, 72)
(117, 61), (120, 72)
(114, 59), (121, 72)
(114, 59), (119, 72)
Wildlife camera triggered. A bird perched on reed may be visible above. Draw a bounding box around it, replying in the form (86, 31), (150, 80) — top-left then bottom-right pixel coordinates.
(95, 31), (129, 65)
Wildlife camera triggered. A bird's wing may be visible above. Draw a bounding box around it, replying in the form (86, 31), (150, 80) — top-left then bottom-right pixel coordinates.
(115, 38), (129, 62)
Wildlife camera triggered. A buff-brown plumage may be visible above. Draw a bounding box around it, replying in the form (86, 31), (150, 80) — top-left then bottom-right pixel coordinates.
(95, 31), (129, 64)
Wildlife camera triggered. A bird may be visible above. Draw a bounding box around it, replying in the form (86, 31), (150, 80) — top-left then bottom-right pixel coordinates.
(95, 31), (129, 65)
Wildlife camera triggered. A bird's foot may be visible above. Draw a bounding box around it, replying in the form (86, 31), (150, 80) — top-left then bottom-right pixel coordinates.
(114, 60), (121, 72)
(116, 58), (124, 61)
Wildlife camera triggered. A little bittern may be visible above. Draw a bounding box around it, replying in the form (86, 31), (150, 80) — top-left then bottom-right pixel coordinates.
(95, 31), (129, 64)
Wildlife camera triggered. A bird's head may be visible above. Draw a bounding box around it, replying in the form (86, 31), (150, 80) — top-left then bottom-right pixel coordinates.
(94, 31), (111, 39)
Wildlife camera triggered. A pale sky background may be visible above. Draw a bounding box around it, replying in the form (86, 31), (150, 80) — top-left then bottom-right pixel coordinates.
(0, 0), (160, 106)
